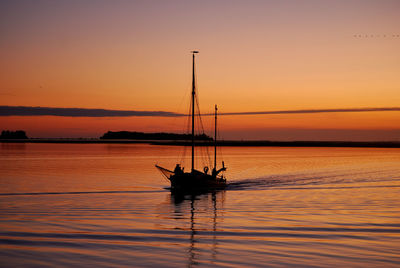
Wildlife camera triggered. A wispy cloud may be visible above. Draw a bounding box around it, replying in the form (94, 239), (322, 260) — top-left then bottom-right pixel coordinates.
(0, 106), (184, 117)
(216, 107), (400, 116)
(1, 106), (399, 117)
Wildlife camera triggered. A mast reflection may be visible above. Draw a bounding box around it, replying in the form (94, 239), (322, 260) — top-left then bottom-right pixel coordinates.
(170, 190), (225, 267)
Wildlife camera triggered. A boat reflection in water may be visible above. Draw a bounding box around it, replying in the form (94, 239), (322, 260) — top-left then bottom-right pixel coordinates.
(169, 189), (226, 267)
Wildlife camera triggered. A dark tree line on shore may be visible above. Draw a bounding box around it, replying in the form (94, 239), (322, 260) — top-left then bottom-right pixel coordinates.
(100, 131), (212, 141)
(0, 130), (28, 139)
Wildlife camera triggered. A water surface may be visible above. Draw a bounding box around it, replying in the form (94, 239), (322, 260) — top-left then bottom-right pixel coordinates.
(1, 143), (399, 267)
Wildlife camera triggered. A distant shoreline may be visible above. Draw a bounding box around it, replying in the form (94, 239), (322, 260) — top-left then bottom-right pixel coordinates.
(1, 139), (399, 148)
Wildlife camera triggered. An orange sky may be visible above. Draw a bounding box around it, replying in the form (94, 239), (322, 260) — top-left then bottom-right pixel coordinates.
(0, 1), (399, 140)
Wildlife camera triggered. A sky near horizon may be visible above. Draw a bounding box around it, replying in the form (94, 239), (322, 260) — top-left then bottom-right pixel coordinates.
(0, 0), (399, 140)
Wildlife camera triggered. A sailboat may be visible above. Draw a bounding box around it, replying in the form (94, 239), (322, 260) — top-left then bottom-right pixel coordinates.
(155, 51), (227, 191)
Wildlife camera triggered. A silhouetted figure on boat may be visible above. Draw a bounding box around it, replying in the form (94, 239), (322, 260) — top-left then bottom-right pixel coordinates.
(212, 161), (226, 177)
(174, 164), (184, 175)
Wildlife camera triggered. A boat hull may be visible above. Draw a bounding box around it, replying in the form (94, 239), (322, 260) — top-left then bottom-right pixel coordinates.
(168, 171), (226, 191)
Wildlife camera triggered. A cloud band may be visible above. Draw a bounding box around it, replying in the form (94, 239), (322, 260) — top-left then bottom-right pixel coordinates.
(1, 106), (399, 117)
(216, 107), (400, 116)
(0, 106), (184, 117)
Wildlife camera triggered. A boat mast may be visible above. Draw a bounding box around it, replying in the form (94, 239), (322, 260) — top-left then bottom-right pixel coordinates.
(214, 104), (217, 171)
(191, 51), (198, 172)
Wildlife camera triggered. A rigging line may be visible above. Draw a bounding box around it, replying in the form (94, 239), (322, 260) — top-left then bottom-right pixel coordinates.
(173, 83), (190, 132)
(193, 72), (201, 169)
(217, 127), (225, 169)
(172, 81), (192, 165)
(180, 95), (192, 165)
(195, 94), (212, 169)
(195, 98), (204, 168)
(193, 61), (208, 169)
(178, 92), (189, 165)
(195, 113), (204, 169)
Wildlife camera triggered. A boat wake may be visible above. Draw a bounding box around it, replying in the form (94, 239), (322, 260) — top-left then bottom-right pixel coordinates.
(227, 167), (400, 191)
(2, 168), (398, 196)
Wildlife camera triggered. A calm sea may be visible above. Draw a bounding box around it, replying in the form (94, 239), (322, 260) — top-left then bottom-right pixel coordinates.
(0, 143), (399, 267)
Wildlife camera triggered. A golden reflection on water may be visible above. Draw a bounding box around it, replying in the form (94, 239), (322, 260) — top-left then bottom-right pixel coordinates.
(165, 190), (226, 267)
(0, 143), (400, 266)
